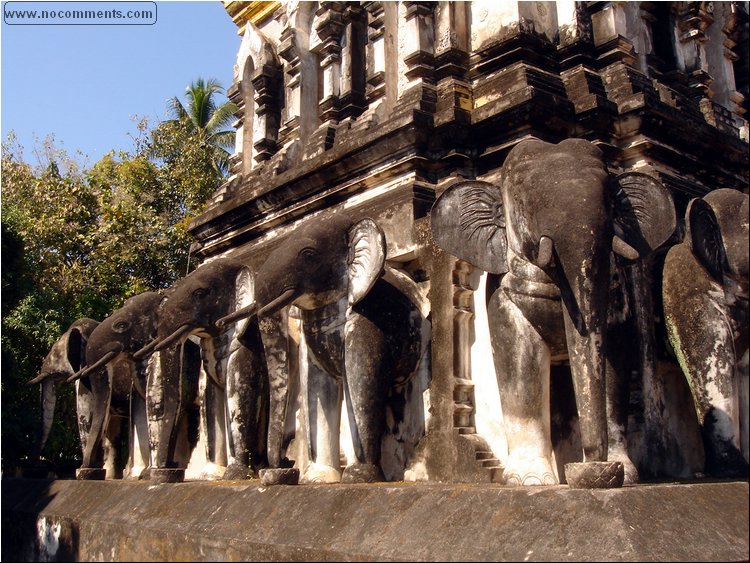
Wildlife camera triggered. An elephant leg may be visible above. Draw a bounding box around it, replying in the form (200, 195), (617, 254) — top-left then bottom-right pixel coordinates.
(341, 313), (387, 483)
(489, 288), (556, 486)
(301, 359), (342, 484)
(102, 414), (125, 479)
(259, 310), (294, 468)
(174, 339), (201, 467)
(605, 318), (640, 485)
(147, 347), (180, 470)
(665, 265), (748, 477)
(223, 338), (269, 480)
(199, 373), (228, 479)
(126, 387), (151, 479)
(147, 344), (198, 483)
(76, 375), (111, 479)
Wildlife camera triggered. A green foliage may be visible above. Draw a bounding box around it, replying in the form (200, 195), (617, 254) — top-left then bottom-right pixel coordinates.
(1, 81), (234, 473)
(166, 78), (238, 176)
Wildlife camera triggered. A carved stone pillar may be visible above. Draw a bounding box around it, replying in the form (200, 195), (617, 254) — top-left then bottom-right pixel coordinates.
(226, 81), (245, 178)
(676, 1), (715, 99)
(398, 1), (435, 97)
(720, 1), (748, 118)
(278, 27), (302, 146)
(339, 3), (367, 119)
(452, 259), (477, 434)
(364, 1), (386, 104)
(434, 1), (469, 80)
(251, 59), (283, 163)
(314, 2), (346, 123)
(589, 1), (638, 67)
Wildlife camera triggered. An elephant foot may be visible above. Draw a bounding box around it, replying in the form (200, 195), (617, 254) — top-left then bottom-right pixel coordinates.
(259, 467), (300, 486)
(608, 449), (639, 485)
(300, 462), (341, 484)
(565, 461), (624, 489)
(223, 463), (256, 481)
(503, 457), (557, 487)
(341, 463), (385, 484)
(76, 468), (106, 480)
(149, 468), (185, 484)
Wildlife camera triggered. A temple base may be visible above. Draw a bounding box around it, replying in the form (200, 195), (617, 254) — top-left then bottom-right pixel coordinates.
(2, 478), (747, 561)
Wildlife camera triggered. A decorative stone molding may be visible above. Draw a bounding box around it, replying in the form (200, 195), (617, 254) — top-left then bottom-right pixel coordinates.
(363, 2), (386, 103)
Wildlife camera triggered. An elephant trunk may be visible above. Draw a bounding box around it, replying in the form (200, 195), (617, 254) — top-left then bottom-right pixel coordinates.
(31, 377), (58, 461)
(556, 238), (612, 463)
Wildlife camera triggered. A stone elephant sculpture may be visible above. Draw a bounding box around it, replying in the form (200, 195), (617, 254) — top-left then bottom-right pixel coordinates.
(431, 137), (676, 487)
(27, 318), (119, 477)
(663, 188), (749, 477)
(68, 291), (174, 479)
(217, 215), (429, 484)
(135, 258), (270, 481)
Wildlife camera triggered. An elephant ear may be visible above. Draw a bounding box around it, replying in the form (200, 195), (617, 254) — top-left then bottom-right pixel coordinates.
(686, 197), (728, 282)
(703, 189), (749, 282)
(66, 325), (87, 373)
(347, 218), (386, 306)
(28, 320), (94, 385)
(611, 172), (676, 259)
(234, 265), (255, 311)
(430, 180), (507, 275)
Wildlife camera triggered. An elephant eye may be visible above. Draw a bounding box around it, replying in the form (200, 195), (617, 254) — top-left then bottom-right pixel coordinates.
(113, 320), (131, 333)
(299, 247), (318, 260)
(193, 287), (209, 298)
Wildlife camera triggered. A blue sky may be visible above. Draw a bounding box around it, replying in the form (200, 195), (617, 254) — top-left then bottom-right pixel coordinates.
(1, 0), (241, 165)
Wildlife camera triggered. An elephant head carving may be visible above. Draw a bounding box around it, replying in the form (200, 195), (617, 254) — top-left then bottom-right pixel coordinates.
(431, 137), (676, 487)
(138, 257), (269, 481)
(217, 215), (428, 484)
(78, 292), (165, 385)
(663, 188), (749, 477)
(68, 291), (166, 479)
(28, 318), (102, 469)
(150, 259), (255, 368)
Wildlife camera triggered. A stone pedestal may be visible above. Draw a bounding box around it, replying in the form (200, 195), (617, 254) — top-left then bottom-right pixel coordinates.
(3, 478), (747, 562)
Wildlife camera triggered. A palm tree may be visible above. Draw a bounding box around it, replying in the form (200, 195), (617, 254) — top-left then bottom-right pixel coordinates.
(167, 78), (238, 176)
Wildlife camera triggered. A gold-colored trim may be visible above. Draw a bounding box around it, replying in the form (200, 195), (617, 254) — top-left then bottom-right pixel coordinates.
(223, 1), (280, 34)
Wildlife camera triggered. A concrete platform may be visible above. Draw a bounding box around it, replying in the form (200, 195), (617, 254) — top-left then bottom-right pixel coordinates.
(2, 478), (748, 561)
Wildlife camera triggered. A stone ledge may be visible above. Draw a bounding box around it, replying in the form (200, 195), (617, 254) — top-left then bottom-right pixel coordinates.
(2, 478), (748, 562)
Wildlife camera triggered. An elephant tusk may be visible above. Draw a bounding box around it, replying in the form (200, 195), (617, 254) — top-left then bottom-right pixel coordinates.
(257, 289), (296, 318)
(133, 338), (158, 361)
(153, 324), (194, 352)
(612, 235), (640, 261)
(536, 236), (555, 269)
(66, 347), (121, 383)
(215, 302), (258, 329)
(27, 372), (49, 386)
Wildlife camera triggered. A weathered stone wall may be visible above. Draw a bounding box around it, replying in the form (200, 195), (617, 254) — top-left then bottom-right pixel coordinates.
(3, 478), (748, 562)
